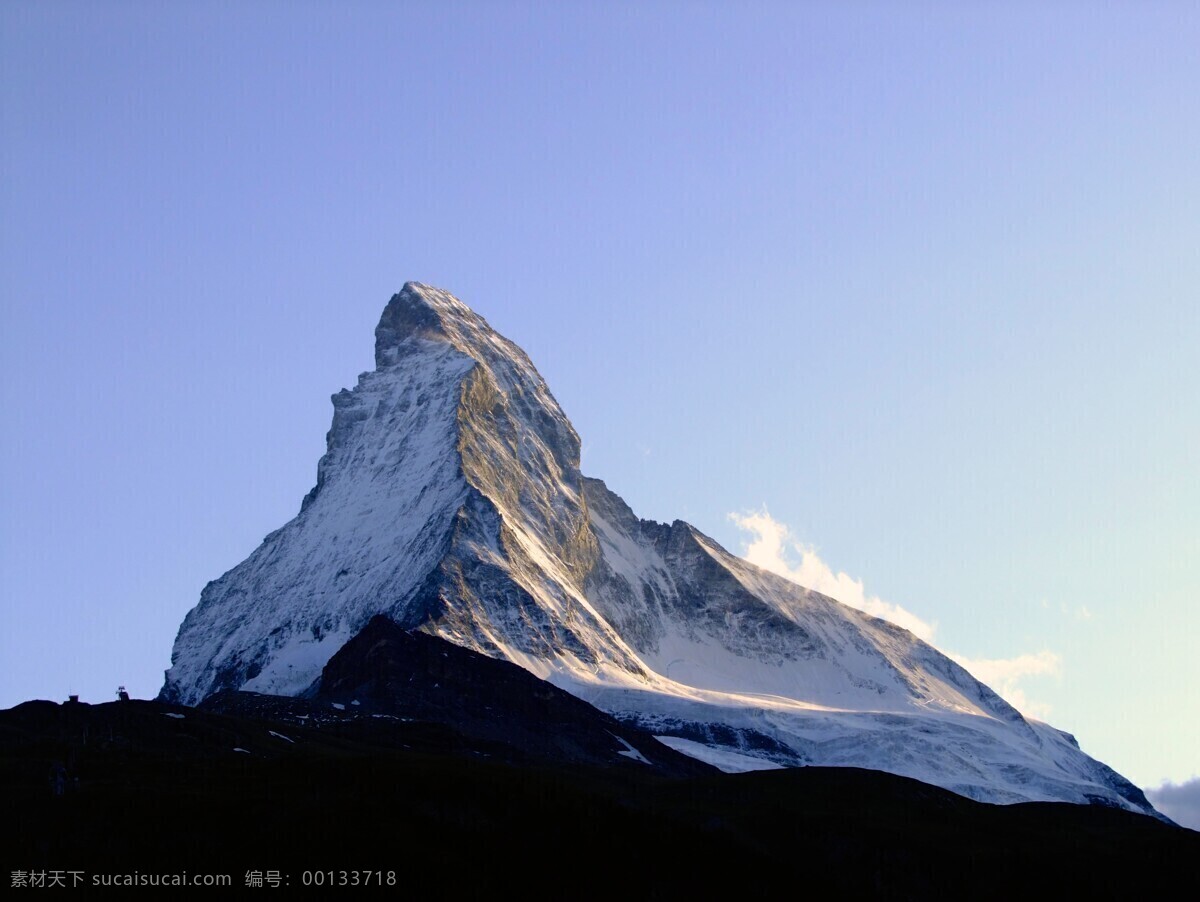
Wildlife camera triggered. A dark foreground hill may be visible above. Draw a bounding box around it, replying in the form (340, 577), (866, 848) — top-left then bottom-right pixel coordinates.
(3, 688), (1195, 896)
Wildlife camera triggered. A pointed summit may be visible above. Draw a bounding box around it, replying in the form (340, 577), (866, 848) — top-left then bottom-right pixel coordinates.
(161, 284), (1160, 820)
(164, 283), (590, 705)
(375, 282), (487, 366)
(373, 283), (450, 364)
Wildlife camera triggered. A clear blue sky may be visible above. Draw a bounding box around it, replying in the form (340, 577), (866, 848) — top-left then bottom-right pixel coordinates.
(2, 2), (1196, 789)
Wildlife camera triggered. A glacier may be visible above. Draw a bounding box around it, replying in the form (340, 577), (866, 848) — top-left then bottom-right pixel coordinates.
(161, 282), (1157, 817)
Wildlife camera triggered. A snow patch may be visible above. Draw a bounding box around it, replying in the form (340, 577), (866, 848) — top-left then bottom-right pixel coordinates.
(655, 736), (785, 774)
(609, 732), (651, 765)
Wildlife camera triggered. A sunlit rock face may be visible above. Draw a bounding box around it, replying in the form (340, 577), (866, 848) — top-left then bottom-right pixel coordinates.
(161, 282), (1158, 819)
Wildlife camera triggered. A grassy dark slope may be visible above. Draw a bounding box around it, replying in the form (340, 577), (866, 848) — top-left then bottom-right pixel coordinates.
(2, 699), (1194, 897)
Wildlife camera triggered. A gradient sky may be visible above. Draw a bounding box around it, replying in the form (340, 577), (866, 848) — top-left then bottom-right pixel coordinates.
(2, 2), (1197, 792)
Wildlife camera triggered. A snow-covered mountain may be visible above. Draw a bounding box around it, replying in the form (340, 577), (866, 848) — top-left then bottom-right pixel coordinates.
(161, 283), (1155, 816)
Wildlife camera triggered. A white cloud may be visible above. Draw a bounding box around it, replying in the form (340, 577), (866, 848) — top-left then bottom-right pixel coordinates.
(1145, 777), (1200, 830)
(948, 651), (1062, 721)
(729, 507), (1061, 719)
(1052, 599), (1094, 621)
(730, 509), (937, 642)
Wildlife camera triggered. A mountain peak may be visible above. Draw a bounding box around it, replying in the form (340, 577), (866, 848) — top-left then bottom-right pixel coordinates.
(374, 282), (483, 367)
(162, 282), (1160, 820)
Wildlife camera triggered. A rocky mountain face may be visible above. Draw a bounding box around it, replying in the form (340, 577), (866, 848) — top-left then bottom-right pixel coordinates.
(199, 615), (715, 775)
(160, 283), (1157, 818)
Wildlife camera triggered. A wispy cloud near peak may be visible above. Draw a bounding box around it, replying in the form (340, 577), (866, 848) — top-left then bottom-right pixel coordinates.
(729, 508), (937, 642)
(947, 650), (1062, 720)
(728, 507), (1062, 719)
